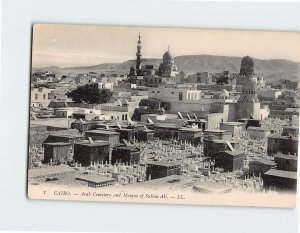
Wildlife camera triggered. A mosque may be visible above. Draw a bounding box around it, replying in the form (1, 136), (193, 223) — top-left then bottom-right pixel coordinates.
(157, 46), (178, 78)
(128, 34), (178, 86)
(127, 33), (269, 123)
(209, 55), (269, 124)
(236, 56), (262, 120)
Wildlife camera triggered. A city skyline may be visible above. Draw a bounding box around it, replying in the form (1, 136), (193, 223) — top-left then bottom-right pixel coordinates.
(28, 24), (299, 208)
(32, 24), (300, 68)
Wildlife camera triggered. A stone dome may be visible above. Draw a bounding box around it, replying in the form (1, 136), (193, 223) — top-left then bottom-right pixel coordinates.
(240, 55), (254, 76)
(163, 49), (174, 62)
(241, 55), (254, 66)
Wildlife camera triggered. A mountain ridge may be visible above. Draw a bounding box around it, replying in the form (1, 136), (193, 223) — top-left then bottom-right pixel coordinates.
(32, 55), (300, 82)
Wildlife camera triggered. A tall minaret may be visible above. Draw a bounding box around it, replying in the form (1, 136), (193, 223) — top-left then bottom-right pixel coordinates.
(136, 33), (142, 71)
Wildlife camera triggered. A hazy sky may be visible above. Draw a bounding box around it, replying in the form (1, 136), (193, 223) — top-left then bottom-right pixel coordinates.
(32, 24), (300, 68)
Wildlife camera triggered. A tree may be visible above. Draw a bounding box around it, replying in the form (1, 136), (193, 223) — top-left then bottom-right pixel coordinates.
(66, 83), (112, 104)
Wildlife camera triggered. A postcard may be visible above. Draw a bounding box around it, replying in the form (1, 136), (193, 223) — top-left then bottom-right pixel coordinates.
(28, 24), (300, 208)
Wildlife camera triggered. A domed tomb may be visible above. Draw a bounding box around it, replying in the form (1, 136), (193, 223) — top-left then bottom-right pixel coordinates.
(240, 55), (254, 76)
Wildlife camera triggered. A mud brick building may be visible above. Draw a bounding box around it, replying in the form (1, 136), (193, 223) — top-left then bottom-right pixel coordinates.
(203, 129), (232, 141)
(151, 123), (181, 139)
(220, 122), (244, 138)
(178, 127), (202, 145)
(73, 140), (110, 166)
(248, 159), (276, 176)
(263, 169), (297, 192)
(212, 150), (245, 172)
(43, 142), (71, 163)
(274, 154), (297, 172)
(111, 145), (141, 165)
(71, 121), (94, 134)
(203, 139), (239, 158)
(247, 127), (271, 139)
(85, 130), (120, 147)
(281, 125), (299, 137)
(267, 135), (298, 156)
(45, 134), (85, 145)
(117, 128), (136, 142)
(76, 175), (116, 188)
(186, 119), (207, 130)
(137, 128), (154, 142)
(146, 161), (181, 180)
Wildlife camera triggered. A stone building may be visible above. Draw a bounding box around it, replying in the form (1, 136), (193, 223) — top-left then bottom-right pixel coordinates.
(73, 140), (110, 166)
(85, 130), (120, 147)
(157, 47), (178, 78)
(263, 169), (297, 192)
(43, 142), (71, 163)
(247, 127), (271, 139)
(111, 145), (141, 165)
(186, 72), (212, 84)
(146, 161), (181, 180)
(203, 139), (240, 158)
(249, 159), (276, 176)
(281, 125), (299, 137)
(45, 134), (85, 145)
(203, 129), (232, 141)
(213, 150), (245, 172)
(239, 55), (254, 76)
(30, 87), (55, 108)
(220, 122), (244, 138)
(274, 154), (297, 172)
(267, 135), (298, 156)
(178, 127), (203, 145)
(128, 34), (178, 85)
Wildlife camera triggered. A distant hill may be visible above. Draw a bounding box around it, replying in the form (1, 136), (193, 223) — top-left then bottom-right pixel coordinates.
(32, 55), (300, 82)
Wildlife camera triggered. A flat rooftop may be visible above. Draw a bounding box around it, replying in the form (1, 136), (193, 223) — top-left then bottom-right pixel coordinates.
(205, 139), (237, 144)
(113, 145), (140, 151)
(247, 127), (269, 131)
(75, 140), (110, 147)
(179, 127), (202, 132)
(76, 175), (116, 184)
(268, 135), (298, 140)
(43, 142), (71, 146)
(274, 154), (298, 161)
(49, 134), (84, 139)
(238, 118), (260, 121)
(219, 150), (244, 156)
(187, 119), (207, 123)
(128, 175), (197, 190)
(264, 169), (297, 180)
(72, 121), (93, 125)
(117, 128), (134, 132)
(249, 158), (276, 166)
(193, 181), (232, 193)
(146, 161), (181, 167)
(85, 130), (120, 135)
(153, 123), (180, 129)
(283, 125), (299, 129)
(204, 129), (230, 133)
(221, 122), (244, 126)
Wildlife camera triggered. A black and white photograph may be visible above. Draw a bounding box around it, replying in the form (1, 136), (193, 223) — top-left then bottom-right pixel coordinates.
(27, 24), (300, 208)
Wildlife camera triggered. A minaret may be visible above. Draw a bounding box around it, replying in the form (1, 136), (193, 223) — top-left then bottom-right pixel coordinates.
(136, 33), (142, 71)
(237, 56), (261, 120)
